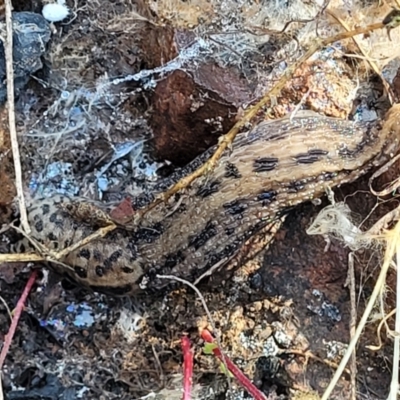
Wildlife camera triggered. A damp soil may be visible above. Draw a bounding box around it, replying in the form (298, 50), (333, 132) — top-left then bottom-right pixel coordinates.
(0, 1), (399, 399)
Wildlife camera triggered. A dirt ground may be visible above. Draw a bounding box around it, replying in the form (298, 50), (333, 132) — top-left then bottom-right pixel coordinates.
(1, 0), (400, 399)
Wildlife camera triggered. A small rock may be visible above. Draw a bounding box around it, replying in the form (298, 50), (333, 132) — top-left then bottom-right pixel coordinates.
(0, 12), (51, 103)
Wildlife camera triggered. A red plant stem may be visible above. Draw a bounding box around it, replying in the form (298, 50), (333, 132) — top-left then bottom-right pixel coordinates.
(201, 329), (268, 400)
(0, 269), (38, 369)
(181, 335), (194, 400)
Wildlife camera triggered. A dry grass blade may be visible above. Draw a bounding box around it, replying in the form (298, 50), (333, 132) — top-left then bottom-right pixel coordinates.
(367, 308), (396, 351)
(4, 0), (30, 234)
(387, 248), (400, 400)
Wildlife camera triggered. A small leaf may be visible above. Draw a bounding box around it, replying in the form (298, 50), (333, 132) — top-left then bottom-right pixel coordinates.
(218, 361), (234, 377)
(203, 343), (218, 354)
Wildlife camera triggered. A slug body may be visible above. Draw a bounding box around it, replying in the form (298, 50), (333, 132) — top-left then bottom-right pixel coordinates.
(23, 106), (400, 295)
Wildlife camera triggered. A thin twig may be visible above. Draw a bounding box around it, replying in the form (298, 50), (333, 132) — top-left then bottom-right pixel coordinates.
(366, 308), (396, 352)
(4, 0), (30, 234)
(369, 153), (400, 197)
(0, 295), (12, 322)
(0, 252), (46, 263)
(367, 206), (400, 237)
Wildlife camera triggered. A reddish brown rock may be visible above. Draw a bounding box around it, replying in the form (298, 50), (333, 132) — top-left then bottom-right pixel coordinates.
(136, 24), (254, 165)
(150, 68), (242, 166)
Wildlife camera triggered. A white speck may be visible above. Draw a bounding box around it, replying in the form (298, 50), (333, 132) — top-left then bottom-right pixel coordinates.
(116, 309), (145, 343)
(42, 3), (69, 22)
(263, 336), (279, 357)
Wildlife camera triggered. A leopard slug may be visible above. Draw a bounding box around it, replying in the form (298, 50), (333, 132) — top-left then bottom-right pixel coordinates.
(20, 106), (400, 295)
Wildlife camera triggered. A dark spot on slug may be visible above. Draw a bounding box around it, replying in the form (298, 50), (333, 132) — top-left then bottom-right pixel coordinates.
(188, 220), (218, 250)
(322, 172), (338, 181)
(74, 266), (88, 279)
(309, 149), (329, 156)
(253, 157), (279, 172)
(205, 241), (238, 269)
(93, 249), (102, 261)
(225, 162), (241, 179)
(47, 232), (57, 241)
(121, 266), (135, 274)
(34, 220), (43, 233)
(338, 128), (372, 158)
(109, 250), (123, 263)
(286, 180), (305, 193)
(103, 258), (112, 269)
(338, 145), (361, 158)
(223, 200), (247, 216)
(132, 223), (163, 244)
(53, 218), (65, 229)
(41, 204), (50, 215)
(196, 180), (221, 198)
(49, 213), (57, 223)
(164, 250), (185, 269)
(257, 190), (277, 206)
(95, 266), (105, 277)
(225, 227), (235, 236)
(127, 238), (138, 260)
(295, 149), (328, 164)
(78, 249), (91, 260)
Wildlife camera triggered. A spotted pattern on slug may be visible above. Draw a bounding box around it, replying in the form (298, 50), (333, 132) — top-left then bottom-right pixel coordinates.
(223, 200), (247, 217)
(16, 106), (400, 294)
(131, 223), (164, 244)
(188, 220), (218, 250)
(225, 162), (241, 178)
(41, 204), (50, 215)
(253, 157), (279, 172)
(78, 249), (91, 260)
(286, 181), (305, 193)
(257, 190), (277, 206)
(196, 180), (221, 198)
(74, 266), (88, 278)
(164, 250), (185, 269)
(295, 149), (329, 164)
